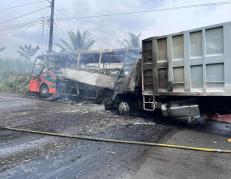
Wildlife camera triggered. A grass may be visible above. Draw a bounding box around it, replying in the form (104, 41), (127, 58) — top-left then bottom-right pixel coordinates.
(0, 58), (32, 94)
(0, 72), (30, 94)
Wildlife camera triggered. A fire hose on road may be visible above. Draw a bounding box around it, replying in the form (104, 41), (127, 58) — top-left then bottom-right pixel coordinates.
(0, 126), (231, 153)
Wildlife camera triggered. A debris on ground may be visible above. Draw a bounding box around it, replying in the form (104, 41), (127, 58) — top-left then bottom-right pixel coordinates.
(0, 95), (231, 179)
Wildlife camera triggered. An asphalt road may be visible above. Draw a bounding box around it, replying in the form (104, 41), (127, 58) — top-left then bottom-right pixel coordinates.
(0, 94), (231, 179)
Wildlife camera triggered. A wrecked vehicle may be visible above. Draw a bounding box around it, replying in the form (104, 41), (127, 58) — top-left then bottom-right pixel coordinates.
(142, 22), (231, 123)
(29, 49), (140, 101)
(28, 54), (77, 98)
(104, 59), (142, 114)
(62, 49), (140, 101)
(29, 54), (76, 98)
(106, 22), (231, 124)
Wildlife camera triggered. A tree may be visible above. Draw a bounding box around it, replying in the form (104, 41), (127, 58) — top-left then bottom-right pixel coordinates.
(0, 47), (6, 52)
(17, 44), (39, 61)
(56, 29), (95, 52)
(118, 33), (141, 49)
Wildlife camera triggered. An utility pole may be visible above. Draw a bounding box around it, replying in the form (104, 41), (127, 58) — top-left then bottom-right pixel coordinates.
(48, 0), (54, 53)
(41, 17), (45, 52)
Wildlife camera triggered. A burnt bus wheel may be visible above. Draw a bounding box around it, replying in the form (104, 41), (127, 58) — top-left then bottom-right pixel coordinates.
(118, 100), (130, 115)
(39, 84), (49, 98)
(104, 98), (113, 110)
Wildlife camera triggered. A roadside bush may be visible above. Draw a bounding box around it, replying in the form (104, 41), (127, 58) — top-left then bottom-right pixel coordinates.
(0, 58), (32, 94)
(0, 72), (30, 94)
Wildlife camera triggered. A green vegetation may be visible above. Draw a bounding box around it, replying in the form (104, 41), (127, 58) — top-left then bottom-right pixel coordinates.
(0, 58), (32, 94)
(17, 44), (39, 61)
(0, 73), (29, 94)
(56, 29), (95, 52)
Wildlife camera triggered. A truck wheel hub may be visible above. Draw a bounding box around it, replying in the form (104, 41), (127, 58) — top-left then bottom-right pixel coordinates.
(119, 101), (130, 114)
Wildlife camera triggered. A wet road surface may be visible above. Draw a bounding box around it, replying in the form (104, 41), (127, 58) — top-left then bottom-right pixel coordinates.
(0, 94), (231, 179)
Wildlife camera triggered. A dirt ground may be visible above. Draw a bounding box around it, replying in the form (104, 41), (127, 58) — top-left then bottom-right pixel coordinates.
(0, 94), (231, 179)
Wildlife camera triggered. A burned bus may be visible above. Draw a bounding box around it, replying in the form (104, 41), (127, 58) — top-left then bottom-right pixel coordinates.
(29, 53), (76, 97)
(28, 49), (140, 100)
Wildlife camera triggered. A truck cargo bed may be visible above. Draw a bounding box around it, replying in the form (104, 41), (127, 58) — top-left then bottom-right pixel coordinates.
(142, 21), (231, 96)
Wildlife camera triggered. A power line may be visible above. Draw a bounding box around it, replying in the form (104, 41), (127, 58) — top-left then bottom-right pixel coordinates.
(0, 17), (48, 25)
(0, 21), (39, 36)
(55, 8), (81, 28)
(56, 0), (231, 20)
(0, 21), (40, 31)
(0, 6), (49, 24)
(0, 18), (44, 29)
(55, 8), (113, 48)
(0, 0), (45, 11)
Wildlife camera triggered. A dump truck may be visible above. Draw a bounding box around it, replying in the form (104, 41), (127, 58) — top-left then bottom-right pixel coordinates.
(107, 22), (231, 123)
(142, 21), (231, 123)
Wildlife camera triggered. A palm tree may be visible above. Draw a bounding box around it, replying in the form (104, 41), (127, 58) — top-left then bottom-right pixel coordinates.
(118, 33), (141, 49)
(17, 44), (39, 61)
(56, 30), (95, 52)
(0, 47), (6, 52)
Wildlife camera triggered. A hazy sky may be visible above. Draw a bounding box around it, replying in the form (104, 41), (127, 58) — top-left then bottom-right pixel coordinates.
(0, 0), (231, 58)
